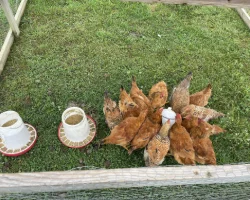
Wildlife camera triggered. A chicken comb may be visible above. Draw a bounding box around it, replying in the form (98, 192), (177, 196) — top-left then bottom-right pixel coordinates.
(198, 118), (203, 124)
(160, 92), (164, 98)
(176, 113), (182, 119)
(159, 107), (164, 113)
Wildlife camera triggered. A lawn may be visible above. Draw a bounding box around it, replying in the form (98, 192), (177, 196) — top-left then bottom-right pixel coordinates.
(0, 0), (249, 173)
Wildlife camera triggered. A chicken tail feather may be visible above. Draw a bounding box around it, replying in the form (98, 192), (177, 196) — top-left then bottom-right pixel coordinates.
(104, 91), (109, 98)
(207, 83), (212, 89)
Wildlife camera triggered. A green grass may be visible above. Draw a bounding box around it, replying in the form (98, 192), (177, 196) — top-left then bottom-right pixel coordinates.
(0, 6), (8, 48)
(0, 0), (250, 173)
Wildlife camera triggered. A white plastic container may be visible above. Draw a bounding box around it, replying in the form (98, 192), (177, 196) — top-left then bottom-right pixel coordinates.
(0, 111), (30, 149)
(162, 107), (176, 127)
(62, 107), (90, 142)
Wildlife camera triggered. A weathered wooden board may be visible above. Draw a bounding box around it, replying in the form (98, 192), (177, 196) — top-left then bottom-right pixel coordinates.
(0, 164), (250, 194)
(236, 8), (250, 29)
(122, 0), (250, 8)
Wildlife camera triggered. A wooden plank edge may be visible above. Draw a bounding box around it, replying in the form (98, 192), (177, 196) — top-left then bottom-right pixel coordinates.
(0, 164), (250, 194)
(236, 8), (250, 29)
(0, 0), (28, 74)
(0, 31), (14, 74)
(122, 0), (250, 8)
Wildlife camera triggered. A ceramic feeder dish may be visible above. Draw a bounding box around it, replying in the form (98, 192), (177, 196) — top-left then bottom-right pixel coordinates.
(0, 111), (37, 157)
(58, 107), (96, 148)
(162, 107), (176, 127)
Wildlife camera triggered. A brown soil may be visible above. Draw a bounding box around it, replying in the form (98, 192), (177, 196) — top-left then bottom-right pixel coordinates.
(2, 119), (18, 127)
(65, 114), (83, 125)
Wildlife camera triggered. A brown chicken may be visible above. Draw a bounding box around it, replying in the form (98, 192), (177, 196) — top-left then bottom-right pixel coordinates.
(170, 72), (193, 113)
(148, 81), (168, 109)
(119, 86), (139, 119)
(130, 76), (151, 111)
(103, 91), (122, 130)
(198, 119), (226, 136)
(101, 109), (148, 150)
(169, 114), (195, 165)
(181, 104), (225, 121)
(190, 126), (216, 165)
(181, 116), (199, 132)
(144, 119), (171, 167)
(128, 107), (163, 155)
(190, 84), (212, 107)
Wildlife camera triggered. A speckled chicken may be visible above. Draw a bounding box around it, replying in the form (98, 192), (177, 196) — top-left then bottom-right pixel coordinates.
(144, 119), (171, 167)
(130, 76), (151, 111)
(190, 84), (212, 107)
(103, 91), (122, 130)
(128, 107), (163, 155)
(169, 114), (195, 165)
(181, 104), (225, 121)
(148, 81), (168, 109)
(190, 125), (216, 165)
(119, 86), (139, 119)
(101, 109), (148, 150)
(170, 72), (193, 113)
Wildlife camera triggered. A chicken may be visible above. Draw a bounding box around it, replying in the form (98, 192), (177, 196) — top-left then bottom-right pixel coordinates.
(169, 113), (195, 165)
(181, 116), (199, 132)
(119, 86), (139, 119)
(190, 84), (212, 107)
(190, 126), (216, 165)
(198, 119), (226, 136)
(130, 76), (151, 111)
(103, 91), (122, 130)
(181, 104), (225, 121)
(128, 107), (163, 155)
(101, 109), (148, 150)
(148, 81), (168, 109)
(170, 72), (193, 113)
(144, 119), (171, 167)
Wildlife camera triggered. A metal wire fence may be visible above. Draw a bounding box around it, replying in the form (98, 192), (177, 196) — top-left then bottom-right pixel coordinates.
(0, 182), (250, 200)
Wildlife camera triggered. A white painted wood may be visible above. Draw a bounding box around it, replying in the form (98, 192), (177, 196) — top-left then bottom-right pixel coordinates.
(0, 164), (250, 193)
(0, 0), (28, 74)
(122, 0), (250, 8)
(0, 0), (20, 36)
(236, 8), (250, 29)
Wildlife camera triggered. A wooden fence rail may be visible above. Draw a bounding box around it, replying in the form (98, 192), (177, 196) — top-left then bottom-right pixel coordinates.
(122, 0), (250, 8)
(0, 164), (250, 194)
